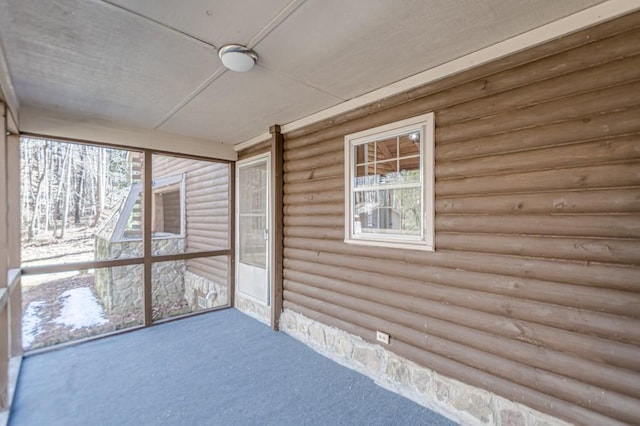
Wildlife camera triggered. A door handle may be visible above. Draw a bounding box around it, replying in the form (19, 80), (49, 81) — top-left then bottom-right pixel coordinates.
(263, 228), (269, 240)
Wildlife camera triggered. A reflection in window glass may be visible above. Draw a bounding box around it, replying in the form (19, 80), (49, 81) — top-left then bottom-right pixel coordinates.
(353, 132), (422, 189)
(399, 132), (421, 157)
(376, 137), (398, 161)
(353, 188), (421, 236)
(377, 160), (398, 184)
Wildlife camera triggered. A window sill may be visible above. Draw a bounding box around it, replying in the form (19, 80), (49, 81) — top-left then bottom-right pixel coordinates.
(344, 238), (434, 252)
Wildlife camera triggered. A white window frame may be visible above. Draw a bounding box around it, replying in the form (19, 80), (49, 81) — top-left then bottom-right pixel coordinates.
(151, 173), (187, 238)
(344, 112), (435, 251)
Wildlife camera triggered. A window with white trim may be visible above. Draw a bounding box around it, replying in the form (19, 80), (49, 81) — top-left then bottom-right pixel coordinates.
(344, 113), (434, 251)
(151, 174), (186, 237)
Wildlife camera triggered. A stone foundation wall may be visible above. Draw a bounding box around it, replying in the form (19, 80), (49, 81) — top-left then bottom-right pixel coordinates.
(184, 270), (228, 310)
(95, 237), (186, 315)
(151, 259), (186, 309)
(279, 309), (569, 426)
(235, 293), (270, 325)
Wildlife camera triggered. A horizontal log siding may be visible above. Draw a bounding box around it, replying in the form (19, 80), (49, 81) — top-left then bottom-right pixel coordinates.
(152, 156), (229, 284)
(237, 139), (270, 161)
(281, 13), (640, 425)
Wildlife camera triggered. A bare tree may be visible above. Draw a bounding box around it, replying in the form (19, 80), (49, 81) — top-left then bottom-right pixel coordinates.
(59, 144), (74, 239)
(20, 138), (132, 244)
(26, 140), (49, 241)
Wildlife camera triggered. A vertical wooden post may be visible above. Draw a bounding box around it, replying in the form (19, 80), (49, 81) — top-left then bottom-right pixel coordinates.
(0, 102), (6, 289)
(8, 283), (21, 358)
(0, 304), (8, 410)
(143, 151), (153, 326)
(270, 125), (284, 331)
(7, 134), (22, 356)
(7, 135), (20, 270)
(0, 101), (8, 410)
(228, 162), (235, 308)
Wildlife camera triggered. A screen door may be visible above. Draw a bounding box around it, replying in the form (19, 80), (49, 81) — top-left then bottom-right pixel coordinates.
(236, 155), (270, 305)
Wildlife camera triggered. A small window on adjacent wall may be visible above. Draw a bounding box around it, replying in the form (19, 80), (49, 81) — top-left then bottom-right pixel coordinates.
(344, 112), (434, 251)
(151, 174), (186, 237)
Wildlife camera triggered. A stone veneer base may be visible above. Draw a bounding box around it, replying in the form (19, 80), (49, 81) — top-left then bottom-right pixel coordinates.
(235, 293), (271, 326)
(279, 309), (569, 426)
(184, 271), (227, 309)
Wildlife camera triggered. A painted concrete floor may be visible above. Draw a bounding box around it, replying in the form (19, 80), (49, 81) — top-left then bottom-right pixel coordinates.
(9, 308), (457, 425)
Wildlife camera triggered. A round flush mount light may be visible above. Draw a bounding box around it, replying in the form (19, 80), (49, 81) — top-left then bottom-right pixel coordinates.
(218, 44), (258, 72)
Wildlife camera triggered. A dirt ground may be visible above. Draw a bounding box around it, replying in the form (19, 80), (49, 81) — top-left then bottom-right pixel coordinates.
(22, 228), (95, 272)
(22, 273), (144, 351)
(21, 226), (192, 351)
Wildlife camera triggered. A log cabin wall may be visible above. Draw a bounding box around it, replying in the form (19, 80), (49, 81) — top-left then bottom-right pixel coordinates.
(237, 139), (271, 161)
(276, 12), (640, 425)
(152, 156), (230, 284)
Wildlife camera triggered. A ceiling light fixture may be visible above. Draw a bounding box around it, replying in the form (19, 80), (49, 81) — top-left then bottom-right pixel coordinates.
(218, 44), (258, 72)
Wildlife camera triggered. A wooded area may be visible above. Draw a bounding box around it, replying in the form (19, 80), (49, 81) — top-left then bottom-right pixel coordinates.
(20, 138), (134, 243)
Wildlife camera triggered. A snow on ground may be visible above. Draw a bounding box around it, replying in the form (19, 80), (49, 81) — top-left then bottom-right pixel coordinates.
(53, 288), (108, 330)
(22, 301), (45, 348)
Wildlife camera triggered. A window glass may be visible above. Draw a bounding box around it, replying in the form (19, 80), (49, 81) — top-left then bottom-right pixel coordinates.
(399, 133), (421, 157)
(377, 160), (399, 184)
(238, 160), (267, 268)
(376, 137), (397, 161)
(354, 188), (421, 236)
(345, 113), (434, 250)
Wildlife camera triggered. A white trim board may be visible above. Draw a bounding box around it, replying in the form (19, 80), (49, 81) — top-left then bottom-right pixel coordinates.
(235, 0), (640, 152)
(20, 107), (237, 161)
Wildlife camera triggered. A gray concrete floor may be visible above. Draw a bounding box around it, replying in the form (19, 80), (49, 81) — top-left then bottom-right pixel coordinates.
(9, 308), (456, 425)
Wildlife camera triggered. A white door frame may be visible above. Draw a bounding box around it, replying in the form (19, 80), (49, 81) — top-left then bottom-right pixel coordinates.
(235, 152), (272, 309)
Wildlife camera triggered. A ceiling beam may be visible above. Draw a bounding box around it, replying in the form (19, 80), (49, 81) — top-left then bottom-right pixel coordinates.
(21, 107), (237, 161)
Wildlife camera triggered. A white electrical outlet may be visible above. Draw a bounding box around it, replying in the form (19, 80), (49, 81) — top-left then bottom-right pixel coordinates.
(376, 331), (390, 344)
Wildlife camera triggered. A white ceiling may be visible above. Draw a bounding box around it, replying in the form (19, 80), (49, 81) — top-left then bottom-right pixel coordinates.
(0, 0), (608, 149)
